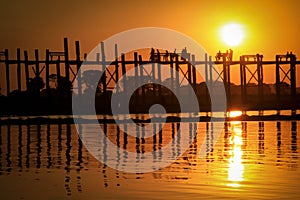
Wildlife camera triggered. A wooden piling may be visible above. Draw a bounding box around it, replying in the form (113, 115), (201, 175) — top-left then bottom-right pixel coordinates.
(204, 53), (209, 101)
(275, 55), (280, 103)
(34, 49), (40, 79)
(114, 44), (119, 94)
(169, 54), (174, 96)
(157, 54), (162, 99)
(17, 48), (21, 92)
(257, 54), (264, 104)
(64, 38), (70, 82)
(209, 56), (213, 96)
(134, 52), (139, 99)
(152, 53), (157, 97)
(290, 54), (296, 107)
(187, 56), (192, 98)
(121, 54), (127, 98)
(56, 57), (61, 91)
(4, 49), (9, 95)
(191, 55), (196, 88)
(45, 49), (50, 92)
(100, 42), (107, 93)
(24, 51), (29, 91)
(75, 41), (82, 97)
(240, 56), (246, 104)
(175, 54), (180, 96)
(138, 55), (146, 102)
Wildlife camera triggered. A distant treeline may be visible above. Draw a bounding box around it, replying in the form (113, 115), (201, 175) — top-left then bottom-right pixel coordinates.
(0, 71), (299, 116)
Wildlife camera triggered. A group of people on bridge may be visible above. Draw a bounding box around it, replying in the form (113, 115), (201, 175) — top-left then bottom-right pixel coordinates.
(150, 47), (190, 62)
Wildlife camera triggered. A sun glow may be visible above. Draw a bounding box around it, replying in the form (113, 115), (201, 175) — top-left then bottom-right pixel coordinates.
(228, 111), (243, 118)
(220, 23), (244, 47)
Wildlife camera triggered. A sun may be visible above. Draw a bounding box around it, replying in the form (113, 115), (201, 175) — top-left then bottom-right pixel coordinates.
(220, 23), (244, 47)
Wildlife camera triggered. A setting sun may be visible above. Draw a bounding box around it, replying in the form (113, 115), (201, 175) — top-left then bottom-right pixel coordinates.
(220, 23), (244, 47)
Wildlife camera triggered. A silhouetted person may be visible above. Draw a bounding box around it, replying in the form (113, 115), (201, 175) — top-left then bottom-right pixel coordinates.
(216, 50), (221, 61)
(181, 47), (187, 60)
(229, 49), (233, 61)
(150, 48), (155, 61)
(164, 50), (169, 61)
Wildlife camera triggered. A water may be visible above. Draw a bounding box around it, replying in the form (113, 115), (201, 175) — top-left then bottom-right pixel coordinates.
(0, 119), (299, 199)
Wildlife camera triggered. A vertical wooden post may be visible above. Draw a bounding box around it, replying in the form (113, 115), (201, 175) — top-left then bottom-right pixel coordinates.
(175, 54), (180, 96)
(34, 49), (40, 79)
(139, 55), (145, 103)
(34, 49), (40, 97)
(275, 55), (280, 103)
(187, 57), (192, 85)
(45, 49), (50, 92)
(100, 42), (107, 93)
(192, 55), (196, 89)
(209, 56), (213, 97)
(114, 44), (119, 94)
(222, 54), (230, 107)
(170, 54), (174, 96)
(24, 51), (29, 91)
(157, 54), (162, 99)
(290, 54), (296, 107)
(205, 53), (208, 84)
(64, 38), (70, 82)
(257, 54), (263, 104)
(204, 53), (209, 101)
(17, 48), (21, 92)
(134, 52), (139, 99)
(4, 49), (9, 95)
(240, 56), (246, 104)
(121, 54), (127, 99)
(152, 53), (157, 97)
(187, 56), (192, 98)
(75, 41), (82, 97)
(227, 59), (231, 107)
(56, 57), (61, 92)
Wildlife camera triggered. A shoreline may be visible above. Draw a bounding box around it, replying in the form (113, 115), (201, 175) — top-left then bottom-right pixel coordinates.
(0, 114), (299, 125)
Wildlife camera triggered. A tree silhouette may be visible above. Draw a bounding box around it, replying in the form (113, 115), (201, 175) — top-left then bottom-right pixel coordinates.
(81, 70), (106, 95)
(48, 74), (73, 97)
(27, 76), (45, 96)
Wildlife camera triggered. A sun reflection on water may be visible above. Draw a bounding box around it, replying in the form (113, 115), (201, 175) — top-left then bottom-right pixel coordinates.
(227, 122), (244, 187)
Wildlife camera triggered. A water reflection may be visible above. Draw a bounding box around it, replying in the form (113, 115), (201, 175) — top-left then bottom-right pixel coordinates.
(0, 120), (299, 199)
(226, 121), (244, 187)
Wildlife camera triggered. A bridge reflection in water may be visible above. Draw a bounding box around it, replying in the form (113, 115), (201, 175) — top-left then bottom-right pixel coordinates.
(0, 120), (299, 199)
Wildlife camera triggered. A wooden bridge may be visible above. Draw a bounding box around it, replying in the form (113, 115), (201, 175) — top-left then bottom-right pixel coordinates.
(0, 38), (299, 113)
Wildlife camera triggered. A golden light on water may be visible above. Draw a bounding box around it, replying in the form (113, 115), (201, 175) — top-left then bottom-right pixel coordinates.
(228, 111), (243, 118)
(227, 122), (244, 187)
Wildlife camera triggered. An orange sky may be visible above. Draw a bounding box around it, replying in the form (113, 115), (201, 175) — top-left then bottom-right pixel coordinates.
(0, 0), (299, 89)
